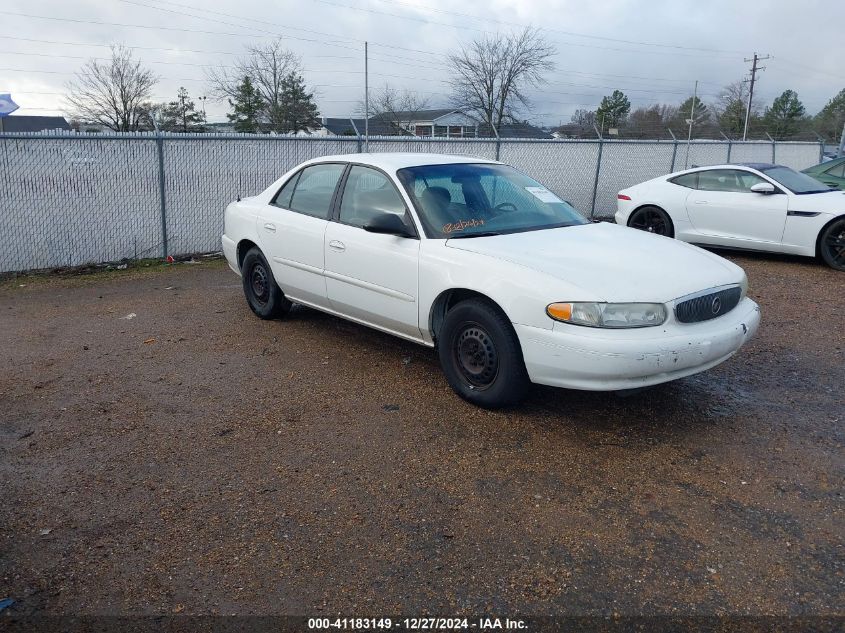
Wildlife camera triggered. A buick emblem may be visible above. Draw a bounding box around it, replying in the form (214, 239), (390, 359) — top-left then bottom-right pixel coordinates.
(711, 296), (722, 315)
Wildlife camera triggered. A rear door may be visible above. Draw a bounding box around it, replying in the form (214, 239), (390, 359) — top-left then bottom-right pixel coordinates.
(685, 168), (788, 245)
(324, 165), (422, 340)
(257, 163), (346, 308)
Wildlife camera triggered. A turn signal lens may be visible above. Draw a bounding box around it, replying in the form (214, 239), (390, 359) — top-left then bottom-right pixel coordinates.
(546, 302), (667, 328)
(546, 302), (572, 321)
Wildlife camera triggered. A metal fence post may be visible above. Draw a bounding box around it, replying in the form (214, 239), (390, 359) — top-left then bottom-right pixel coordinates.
(667, 128), (678, 172)
(766, 133), (776, 163)
(156, 133), (169, 258)
(720, 131), (732, 163)
(590, 126), (603, 219)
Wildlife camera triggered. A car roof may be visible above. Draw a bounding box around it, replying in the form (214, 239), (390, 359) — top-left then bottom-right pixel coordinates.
(667, 163), (785, 178)
(298, 152), (499, 171)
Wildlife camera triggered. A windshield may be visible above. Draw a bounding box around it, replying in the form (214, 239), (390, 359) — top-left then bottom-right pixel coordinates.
(396, 163), (587, 238)
(761, 166), (832, 194)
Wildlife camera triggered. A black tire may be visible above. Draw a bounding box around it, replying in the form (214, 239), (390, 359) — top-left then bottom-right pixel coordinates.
(241, 247), (292, 319)
(437, 298), (530, 408)
(628, 205), (674, 237)
(819, 218), (845, 272)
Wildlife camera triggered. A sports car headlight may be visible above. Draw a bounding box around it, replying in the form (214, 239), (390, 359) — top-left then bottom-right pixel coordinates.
(546, 302), (667, 328)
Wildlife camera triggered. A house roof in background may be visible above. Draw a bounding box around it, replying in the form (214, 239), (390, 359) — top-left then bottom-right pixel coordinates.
(1, 115), (71, 132)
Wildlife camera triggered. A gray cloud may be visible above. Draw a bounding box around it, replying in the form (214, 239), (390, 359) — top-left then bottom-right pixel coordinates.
(2, 0), (841, 127)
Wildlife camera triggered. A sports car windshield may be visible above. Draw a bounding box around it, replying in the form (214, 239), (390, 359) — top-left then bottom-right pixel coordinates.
(396, 163), (588, 238)
(761, 166), (832, 194)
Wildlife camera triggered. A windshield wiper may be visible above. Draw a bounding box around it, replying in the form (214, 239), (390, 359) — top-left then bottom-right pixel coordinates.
(447, 231), (504, 239)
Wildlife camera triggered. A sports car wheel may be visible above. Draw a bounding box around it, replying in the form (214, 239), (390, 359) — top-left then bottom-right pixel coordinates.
(820, 218), (845, 272)
(438, 298), (530, 408)
(628, 205), (674, 237)
(241, 247), (292, 319)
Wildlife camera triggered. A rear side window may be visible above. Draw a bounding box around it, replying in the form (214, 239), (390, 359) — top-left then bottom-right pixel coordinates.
(339, 166), (407, 228)
(271, 172), (300, 209)
(289, 163), (346, 219)
(670, 172), (699, 189)
(825, 162), (845, 178)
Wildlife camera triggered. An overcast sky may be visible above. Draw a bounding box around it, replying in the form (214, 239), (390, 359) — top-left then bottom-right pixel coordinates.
(2, 0), (842, 127)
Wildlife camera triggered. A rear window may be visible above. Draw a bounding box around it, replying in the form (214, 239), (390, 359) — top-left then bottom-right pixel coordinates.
(670, 173), (698, 189)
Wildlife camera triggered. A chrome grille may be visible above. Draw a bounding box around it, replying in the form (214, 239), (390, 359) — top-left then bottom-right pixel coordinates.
(675, 286), (742, 324)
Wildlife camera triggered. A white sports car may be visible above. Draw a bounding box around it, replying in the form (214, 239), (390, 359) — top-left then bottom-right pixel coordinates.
(615, 163), (845, 271)
(222, 153), (760, 408)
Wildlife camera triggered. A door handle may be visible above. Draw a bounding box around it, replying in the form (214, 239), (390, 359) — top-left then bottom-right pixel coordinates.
(694, 200), (708, 205)
(328, 240), (346, 252)
(263, 223), (276, 232)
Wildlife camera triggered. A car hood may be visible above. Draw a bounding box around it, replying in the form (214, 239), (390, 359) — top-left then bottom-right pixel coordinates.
(788, 189), (845, 211)
(445, 222), (742, 303)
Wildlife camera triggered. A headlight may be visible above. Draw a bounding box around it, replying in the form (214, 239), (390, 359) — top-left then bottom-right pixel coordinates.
(546, 302), (667, 328)
(739, 274), (749, 300)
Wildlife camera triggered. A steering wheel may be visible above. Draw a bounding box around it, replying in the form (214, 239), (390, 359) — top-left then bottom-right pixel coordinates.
(489, 202), (518, 217)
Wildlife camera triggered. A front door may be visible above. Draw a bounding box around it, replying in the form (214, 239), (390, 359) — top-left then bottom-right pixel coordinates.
(686, 168), (788, 245)
(257, 163), (346, 308)
(324, 165), (422, 340)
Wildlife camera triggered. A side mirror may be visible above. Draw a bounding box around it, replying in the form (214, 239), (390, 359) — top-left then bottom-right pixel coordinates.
(363, 211), (415, 238)
(750, 182), (776, 194)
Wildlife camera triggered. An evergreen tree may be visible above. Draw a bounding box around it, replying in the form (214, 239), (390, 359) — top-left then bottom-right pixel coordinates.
(279, 72), (320, 133)
(763, 90), (806, 139)
(815, 88), (845, 141)
(596, 90), (631, 131)
(160, 87), (205, 133)
(676, 96), (708, 125)
(227, 76), (264, 133)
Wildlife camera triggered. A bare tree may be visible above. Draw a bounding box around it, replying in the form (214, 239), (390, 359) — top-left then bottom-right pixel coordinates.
(207, 40), (301, 132)
(65, 45), (158, 132)
(448, 28), (555, 135)
(359, 84), (430, 135)
(714, 81), (759, 137)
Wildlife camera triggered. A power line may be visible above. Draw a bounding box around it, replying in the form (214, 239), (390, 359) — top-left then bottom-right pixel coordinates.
(316, 0), (745, 56)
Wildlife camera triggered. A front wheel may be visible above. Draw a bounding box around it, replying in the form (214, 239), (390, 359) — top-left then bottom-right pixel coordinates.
(819, 218), (845, 271)
(437, 298), (530, 408)
(628, 205), (674, 237)
(241, 247), (292, 319)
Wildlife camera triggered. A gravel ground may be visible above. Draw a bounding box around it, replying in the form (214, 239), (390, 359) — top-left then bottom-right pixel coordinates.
(0, 252), (842, 620)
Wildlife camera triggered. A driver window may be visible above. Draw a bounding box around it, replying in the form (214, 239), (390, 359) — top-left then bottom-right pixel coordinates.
(339, 166), (407, 228)
(697, 169), (765, 193)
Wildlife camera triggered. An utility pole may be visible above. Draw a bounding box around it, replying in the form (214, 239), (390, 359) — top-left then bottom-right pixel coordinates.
(685, 80), (698, 169)
(364, 41), (369, 153)
(742, 52), (769, 141)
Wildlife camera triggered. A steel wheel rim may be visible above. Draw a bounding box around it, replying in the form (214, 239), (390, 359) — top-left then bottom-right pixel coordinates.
(250, 263), (269, 305)
(823, 221), (845, 267)
(453, 322), (499, 389)
(631, 208), (668, 235)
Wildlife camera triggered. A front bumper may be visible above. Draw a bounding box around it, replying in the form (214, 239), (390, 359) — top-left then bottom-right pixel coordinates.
(515, 297), (761, 391)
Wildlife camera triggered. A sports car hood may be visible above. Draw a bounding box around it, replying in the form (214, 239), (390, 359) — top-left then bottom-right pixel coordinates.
(788, 189), (845, 213)
(445, 222), (742, 303)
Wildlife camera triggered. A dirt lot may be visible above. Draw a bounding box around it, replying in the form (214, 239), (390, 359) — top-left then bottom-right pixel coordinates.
(0, 252), (842, 620)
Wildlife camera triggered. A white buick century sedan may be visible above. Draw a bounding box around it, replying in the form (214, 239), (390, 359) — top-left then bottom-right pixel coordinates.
(222, 153), (760, 408)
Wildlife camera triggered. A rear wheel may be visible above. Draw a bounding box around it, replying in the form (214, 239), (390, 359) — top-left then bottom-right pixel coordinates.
(241, 248), (292, 319)
(437, 298), (530, 408)
(819, 218), (845, 271)
(628, 205), (674, 237)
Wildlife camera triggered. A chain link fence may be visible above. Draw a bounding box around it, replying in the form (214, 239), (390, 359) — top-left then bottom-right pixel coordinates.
(0, 131), (825, 273)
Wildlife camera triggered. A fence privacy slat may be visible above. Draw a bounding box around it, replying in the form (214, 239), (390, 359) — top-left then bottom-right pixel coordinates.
(0, 133), (824, 273)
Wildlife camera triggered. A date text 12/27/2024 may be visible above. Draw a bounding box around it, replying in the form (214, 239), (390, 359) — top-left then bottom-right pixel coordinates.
(307, 618), (528, 630)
